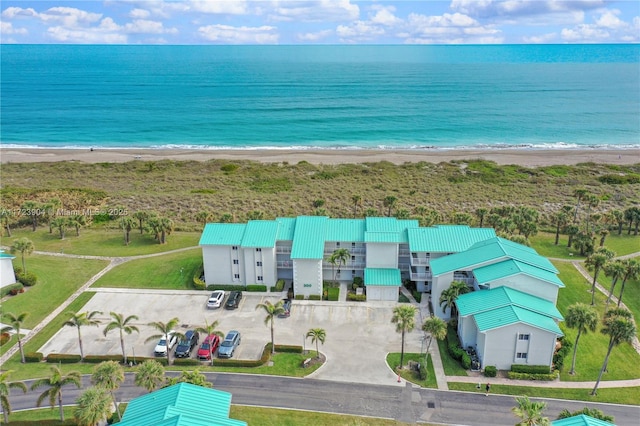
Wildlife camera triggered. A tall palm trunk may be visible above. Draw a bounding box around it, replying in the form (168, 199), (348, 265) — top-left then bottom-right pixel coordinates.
(569, 329), (582, 374)
(592, 340), (614, 395)
(605, 277), (619, 305)
(77, 327), (85, 360)
(270, 320), (275, 354)
(58, 392), (65, 421)
(120, 331), (127, 364)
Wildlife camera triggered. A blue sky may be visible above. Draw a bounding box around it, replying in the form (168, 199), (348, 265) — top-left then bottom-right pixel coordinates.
(1, 1), (639, 44)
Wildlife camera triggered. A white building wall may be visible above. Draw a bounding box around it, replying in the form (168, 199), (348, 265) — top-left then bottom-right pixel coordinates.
(203, 246), (239, 285)
(431, 272), (454, 319)
(480, 324), (557, 370)
(458, 316), (478, 349)
(241, 247), (277, 286)
(366, 243), (398, 268)
(367, 286), (397, 301)
(293, 259), (322, 298)
(0, 258), (16, 288)
(487, 275), (559, 304)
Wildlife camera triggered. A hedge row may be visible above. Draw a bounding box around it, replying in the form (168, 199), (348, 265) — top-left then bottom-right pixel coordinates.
(214, 343), (272, 367)
(46, 353), (81, 363)
(207, 285), (245, 291)
(294, 295), (305, 300)
(0, 283), (23, 298)
(511, 364), (551, 374)
(25, 352), (44, 363)
(274, 344), (303, 353)
(308, 294), (321, 300)
(246, 285), (267, 292)
(507, 371), (558, 381)
(327, 287), (340, 301)
(83, 354), (124, 363)
(347, 294), (366, 301)
(16, 271), (38, 287)
(173, 358), (201, 366)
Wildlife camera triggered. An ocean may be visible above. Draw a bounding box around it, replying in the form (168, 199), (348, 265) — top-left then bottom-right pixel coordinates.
(1, 44), (638, 151)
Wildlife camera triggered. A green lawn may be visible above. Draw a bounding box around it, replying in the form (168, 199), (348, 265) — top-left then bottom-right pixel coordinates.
(1, 228), (200, 257)
(386, 352), (437, 388)
(554, 261), (640, 382)
(3, 255), (108, 329)
(91, 248), (201, 289)
(437, 339), (468, 377)
(529, 232), (640, 259)
(6, 407), (76, 425)
(448, 382), (640, 406)
(590, 257), (640, 323)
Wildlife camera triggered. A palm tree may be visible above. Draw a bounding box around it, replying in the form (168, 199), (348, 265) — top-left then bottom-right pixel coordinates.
(572, 189), (588, 223)
(195, 319), (225, 366)
(120, 216), (136, 245)
(610, 209), (625, 235)
(74, 387), (112, 426)
(21, 201), (41, 231)
(1, 312), (28, 363)
(512, 396), (550, 426)
(165, 369), (212, 388)
(71, 214), (88, 236)
(352, 195), (362, 217)
(585, 194), (600, 233)
(306, 328), (326, 359)
(10, 237), (34, 273)
(551, 210), (568, 245)
(145, 317), (181, 365)
(603, 259), (625, 305)
(591, 308), (636, 395)
(91, 361), (125, 421)
(564, 303), (598, 375)
(439, 281), (470, 318)
(421, 316), (447, 355)
(255, 300), (285, 354)
(0, 370), (27, 424)
(132, 210), (149, 234)
(598, 228), (609, 247)
(196, 210), (212, 229)
(584, 249), (614, 305)
(51, 217), (69, 239)
(159, 217), (174, 244)
(103, 312), (139, 365)
(64, 310), (102, 361)
(0, 208), (13, 237)
(475, 208), (488, 227)
(328, 248), (350, 286)
(391, 305), (417, 369)
(617, 258), (640, 308)
(31, 365), (82, 422)
(134, 360), (166, 393)
(565, 224), (579, 248)
(383, 196), (397, 217)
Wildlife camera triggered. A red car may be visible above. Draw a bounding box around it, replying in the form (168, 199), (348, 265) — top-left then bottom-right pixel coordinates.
(197, 334), (220, 361)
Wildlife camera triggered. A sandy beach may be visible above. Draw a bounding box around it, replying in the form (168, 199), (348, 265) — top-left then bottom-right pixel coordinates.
(1, 147), (638, 167)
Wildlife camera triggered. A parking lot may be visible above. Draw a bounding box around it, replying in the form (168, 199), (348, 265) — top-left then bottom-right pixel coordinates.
(39, 289), (426, 385)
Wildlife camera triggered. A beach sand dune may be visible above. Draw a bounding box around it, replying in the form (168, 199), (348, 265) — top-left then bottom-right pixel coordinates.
(1, 148), (638, 167)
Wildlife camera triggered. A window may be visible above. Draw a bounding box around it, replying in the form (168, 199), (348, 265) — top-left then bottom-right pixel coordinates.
(518, 334), (530, 341)
(257, 276), (263, 281)
(352, 242), (356, 247)
(234, 274), (240, 279)
(232, 246), (238, 250)
(516, 352), (528, 359)
(352, 270), (355, 275)
(257, 261), (263, 266)
(233, 259), (239, 265)
(256, 248), (262, 252)
(336, 242), (340, 247)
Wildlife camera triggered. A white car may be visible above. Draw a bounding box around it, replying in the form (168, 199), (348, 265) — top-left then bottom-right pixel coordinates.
(154, 332), (178, 357)
(207, 290), (225, 309)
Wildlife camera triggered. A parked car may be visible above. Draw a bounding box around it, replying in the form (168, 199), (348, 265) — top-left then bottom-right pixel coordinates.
(175, 330), (199, 358)
(197, 334), (221, 361)
(207, 290), (225, 309)
(278, 299), (292, 318)
(154, 332), (178, 357)
(225, 291), (242, 310)
(218, 330), (241, 358)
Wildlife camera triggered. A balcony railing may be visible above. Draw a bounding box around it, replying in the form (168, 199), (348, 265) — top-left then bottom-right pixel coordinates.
(276, 261), (293, 268)
(322, 261), (366, 269)
(410, 257), (430, 266)
(276, 247), (292, 254)
(410, 271), (432, 281)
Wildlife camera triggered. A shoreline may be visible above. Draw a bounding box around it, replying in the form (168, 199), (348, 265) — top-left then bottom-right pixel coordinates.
(1, 147), (639, 167)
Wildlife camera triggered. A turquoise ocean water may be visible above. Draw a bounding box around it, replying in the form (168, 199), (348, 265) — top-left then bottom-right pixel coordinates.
(1, 44), (638, 150)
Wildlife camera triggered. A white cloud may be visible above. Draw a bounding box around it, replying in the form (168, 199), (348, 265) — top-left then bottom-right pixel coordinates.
(297, 29), (332, 41)
(402, 12), (502, 43)
(129, 8), (151, 19)
(198, 24), (279, 44)
(561, 24), (609, 42)
(124, 19), (178, 34)
(522, 32), (557, 43)
(2, 6), (38, 19)
(369, 5), (402, 26)
(451, 0), (606, 19)
(39, 7), (102, 27)
(1, 21), (27, 35)
(336, 20), (385, 42)
(268, 0), (359, 22)
(595, 9), (626, 30)
(190, 0), (249, 15)
(47, 24), (127, 44)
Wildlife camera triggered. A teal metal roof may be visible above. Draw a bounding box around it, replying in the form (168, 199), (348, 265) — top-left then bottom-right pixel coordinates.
(241, 220), (279, 248)
(364, 217), (418, 244)
(457, 287), (563, 320)
(118, 383), (246, 426)
(199, 224), (246, 246)
(474, 259), (565, 288)
(275, 217), (296, 241)
(407, 225), (496, 253)
(365, 231), (403, 243)
(474, 305), (563, 335)
(0, 251), (15, 259)
(431, 237), (557, 276)
(364, 268), (402, 287)
(325, 219), (366, 242)
(552, 415), (616, 426)
(290, 216), (328, 259)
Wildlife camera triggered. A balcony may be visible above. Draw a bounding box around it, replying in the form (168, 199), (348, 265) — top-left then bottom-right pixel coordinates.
(276, 246), (292, 254)
(410, 271), (432, 281)
(410, 257), (430, 266)
(322, 261), (366, 269)
(323, 247), (366, 255)
(276, 260), (293, 268)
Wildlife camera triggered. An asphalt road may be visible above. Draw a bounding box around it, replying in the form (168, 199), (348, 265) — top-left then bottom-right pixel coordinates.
(10, 373), (640, 425)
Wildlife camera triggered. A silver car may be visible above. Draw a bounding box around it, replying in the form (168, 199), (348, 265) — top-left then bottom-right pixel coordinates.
(218, 330), (241, 358)
(207, 290), (225, 309)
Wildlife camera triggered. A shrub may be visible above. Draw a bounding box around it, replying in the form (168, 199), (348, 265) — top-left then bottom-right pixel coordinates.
(246, 285), (267, 292)
(135, 356), (168, 366)
(0, 332), (11, 345)
(46, 353), (82, 363)
(418, 361), (428, 381)
(173, 358), (201, 366)
(412, 291), (422, 303)
(448, 343), (465, 361)
(484, 366), (497, 377)
(308, 294), (321, 301)
(507, 371), (558, 381)
(25, 352), (44, 363)
(511, 365), (551, 374)
(270, 286), (278, 292)
(275, 344), (303, 353)
(0, 283), (23, 298)
(294, 294), (305, 300)
(83, 355), (124, 364)
(553, 338), (572, 372)
(192, 276), (206, 290)
(347, 293), (366, 301)
(275, 279), (285, 291)
(461, 353), (471, 370)
(9, 288), (20, 296)
(214, 343), (272, 367)
(17, 271), (38, 286)
(206, 284), (245, 291)
(327, 287), (339, 301)
(221, 164), (240, 173)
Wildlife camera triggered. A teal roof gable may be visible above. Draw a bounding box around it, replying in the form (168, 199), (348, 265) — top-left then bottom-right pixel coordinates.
(365, 268), (402, 287)
(290, 216), (328, 259)
(241, 220), (279, 248)
(552, 414), (617, 426)
(325, 219), (366, 242)
(457, 287), (563, 320)
(407, 225), (496, 253)
(474, 259), (564, 288)
(200, 224), (246, 246)
(474, 305), (563, 335)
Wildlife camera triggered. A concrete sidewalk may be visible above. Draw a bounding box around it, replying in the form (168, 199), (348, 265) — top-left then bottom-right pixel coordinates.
(447, 374), (640, 389)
